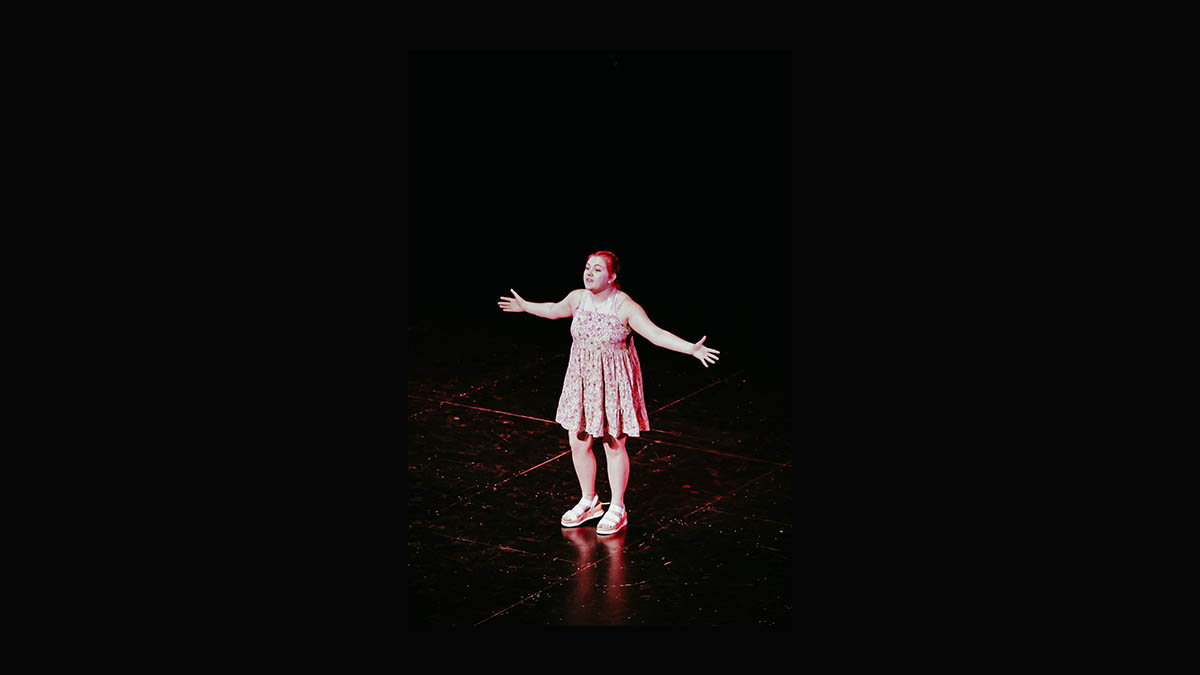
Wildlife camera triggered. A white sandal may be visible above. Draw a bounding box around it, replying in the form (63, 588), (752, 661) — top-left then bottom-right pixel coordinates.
(596, 504), (627, 535)
(561, 495), (604, 527)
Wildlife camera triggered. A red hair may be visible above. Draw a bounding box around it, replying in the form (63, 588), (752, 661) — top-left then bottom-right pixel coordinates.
(586, 250), (621, 290)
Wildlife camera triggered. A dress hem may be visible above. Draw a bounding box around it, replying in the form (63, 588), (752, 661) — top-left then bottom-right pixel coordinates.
(556, 422), (648, 439)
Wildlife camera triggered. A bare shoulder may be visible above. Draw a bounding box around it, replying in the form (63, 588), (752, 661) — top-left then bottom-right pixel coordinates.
(616, 292), (643, 319)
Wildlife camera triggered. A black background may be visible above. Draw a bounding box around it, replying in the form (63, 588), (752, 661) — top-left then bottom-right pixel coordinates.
(408, 51), (791, 393)
(92, 22), (1096, 643)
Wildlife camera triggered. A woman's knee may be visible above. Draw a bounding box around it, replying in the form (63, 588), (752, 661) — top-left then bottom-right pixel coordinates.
(568, 432), (593, 452)
(602, 434), (627, 452)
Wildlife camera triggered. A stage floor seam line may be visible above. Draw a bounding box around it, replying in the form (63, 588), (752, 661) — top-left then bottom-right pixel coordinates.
(700, 506), (791, 527)
(669, 463), (791, 523)
(474, 586), (561, 627)
(651, 368), (745, 414)
(410, 386), (785, 472)
(647, 439), (789, 467)
(491, 450), (572, 490)
(472, 537), (634, 627)
(429, 532), (548, 558)
(407, 395), (559, 425)
(410, 366), (741, 428)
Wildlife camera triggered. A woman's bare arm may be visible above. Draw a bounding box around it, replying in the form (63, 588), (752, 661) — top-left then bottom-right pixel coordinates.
(624, 299), (721, 367)
(498, 289), (580, 320)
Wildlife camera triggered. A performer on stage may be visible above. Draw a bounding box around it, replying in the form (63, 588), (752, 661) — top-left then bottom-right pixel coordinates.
(498, 251), (721, 535)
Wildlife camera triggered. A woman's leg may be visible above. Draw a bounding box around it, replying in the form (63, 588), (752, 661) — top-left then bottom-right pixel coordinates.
(569, 432), (597, 500)
(602, 434), (630, 510)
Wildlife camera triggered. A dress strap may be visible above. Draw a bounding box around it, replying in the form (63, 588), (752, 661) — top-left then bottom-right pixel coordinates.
(609, 291), (624, 316)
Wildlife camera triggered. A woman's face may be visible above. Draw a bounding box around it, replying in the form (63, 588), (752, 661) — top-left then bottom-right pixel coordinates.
(584, 256), (614, 291)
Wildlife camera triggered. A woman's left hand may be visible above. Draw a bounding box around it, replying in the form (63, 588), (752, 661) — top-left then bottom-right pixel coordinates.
(691, 336), (721, 368)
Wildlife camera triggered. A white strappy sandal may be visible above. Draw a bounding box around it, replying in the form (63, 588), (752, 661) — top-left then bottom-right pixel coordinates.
(561, 495), (605, 527)
(596, 504), (627, 535)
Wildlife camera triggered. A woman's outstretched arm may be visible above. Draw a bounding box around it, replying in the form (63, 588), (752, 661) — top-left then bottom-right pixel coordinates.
(498, 289), (580, 320)
(624, 299), (721, 368)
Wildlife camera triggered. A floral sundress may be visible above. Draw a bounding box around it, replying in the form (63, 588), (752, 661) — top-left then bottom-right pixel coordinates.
(555, 290), (650, 439)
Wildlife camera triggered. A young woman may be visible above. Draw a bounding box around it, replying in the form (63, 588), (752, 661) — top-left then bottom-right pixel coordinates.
(498, 251), (720, 535)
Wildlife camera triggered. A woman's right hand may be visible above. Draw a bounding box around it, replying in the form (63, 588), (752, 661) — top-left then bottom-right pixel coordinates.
(498, 289), (526, 313)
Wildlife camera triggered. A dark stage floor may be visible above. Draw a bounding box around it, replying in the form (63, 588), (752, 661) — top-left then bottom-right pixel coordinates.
(407, 319), (793, 628)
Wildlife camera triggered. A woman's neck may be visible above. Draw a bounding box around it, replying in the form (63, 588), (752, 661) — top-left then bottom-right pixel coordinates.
(590, 286), (617, 304)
